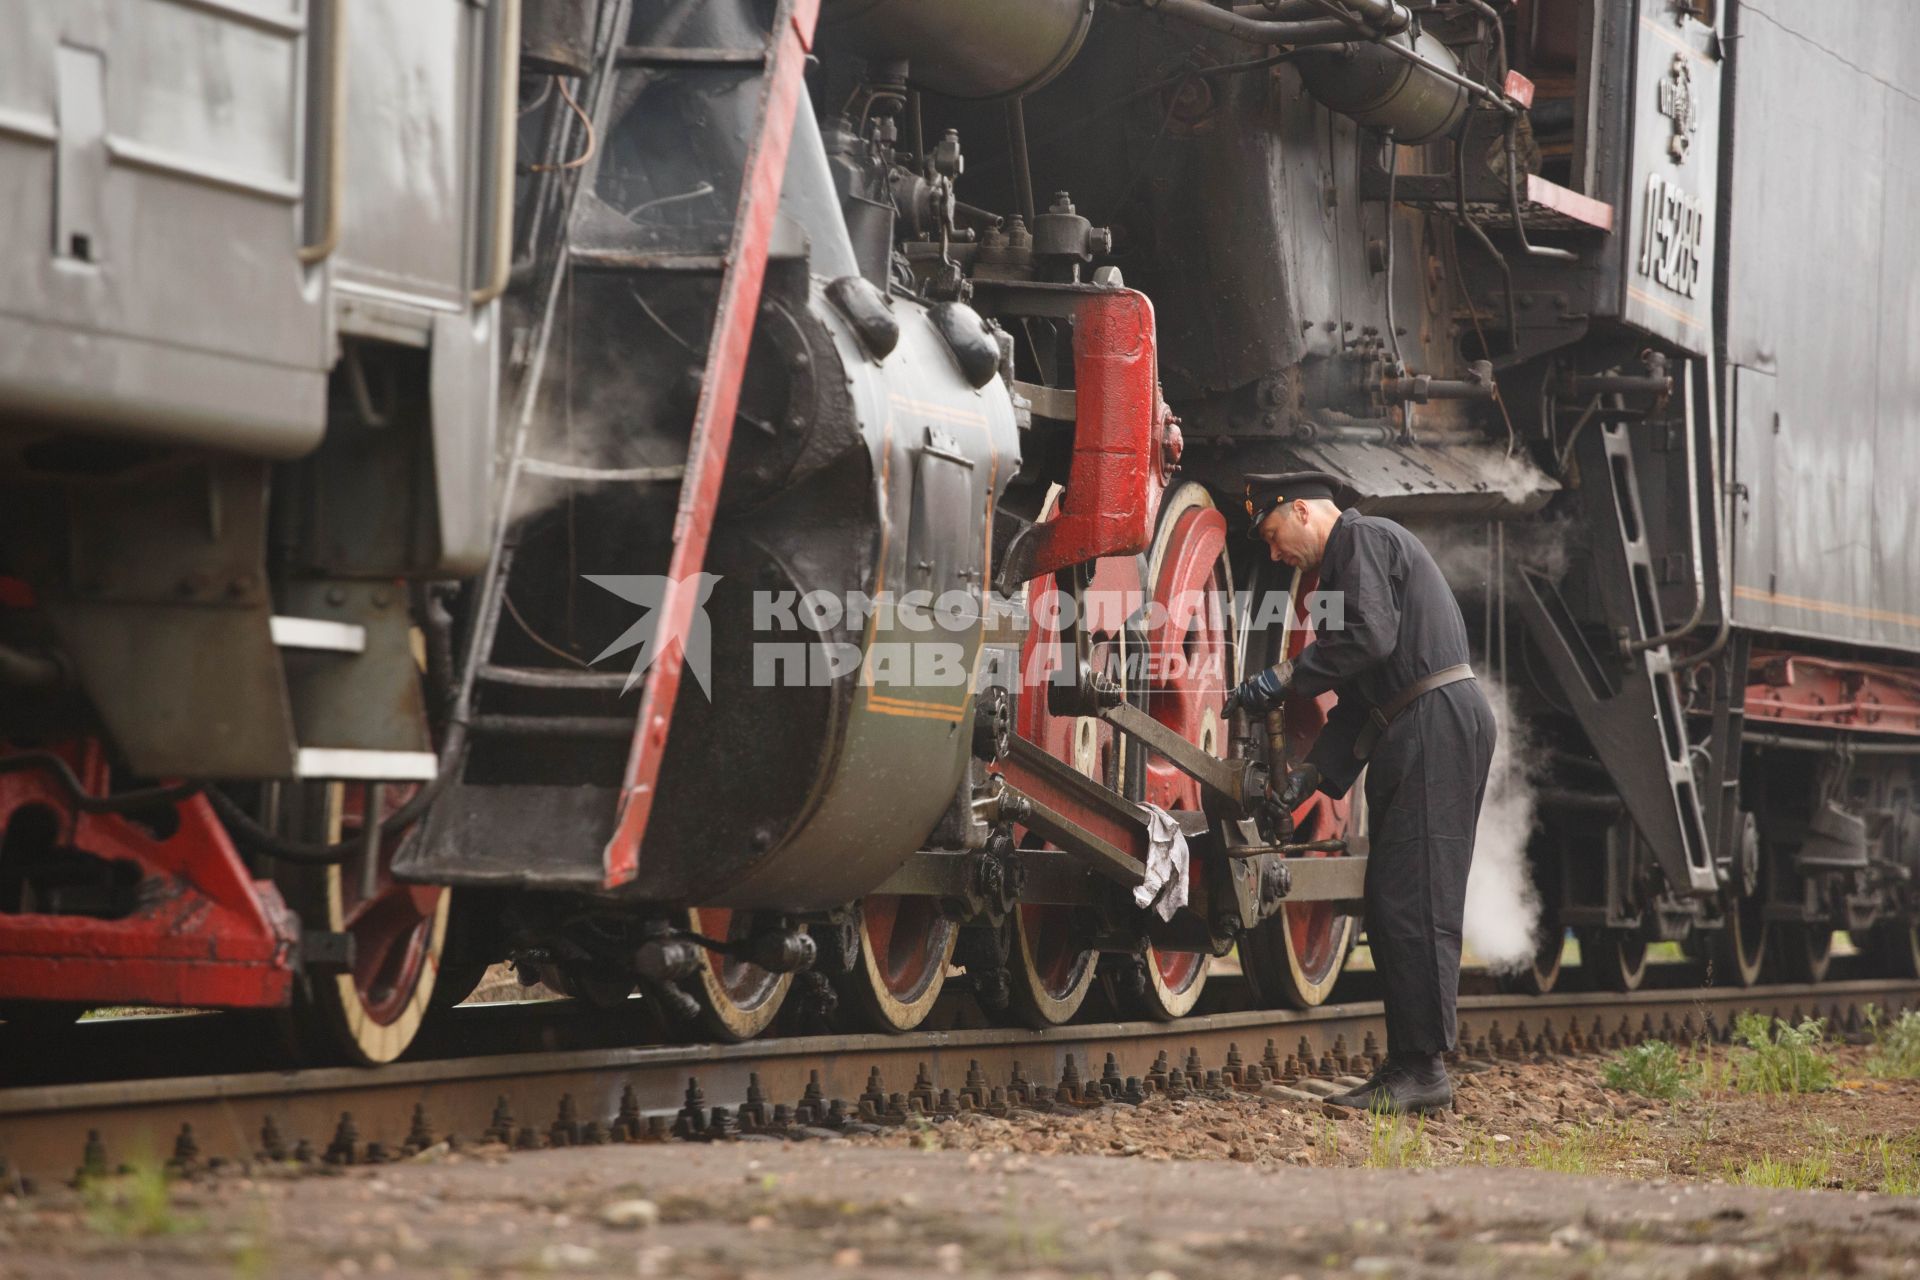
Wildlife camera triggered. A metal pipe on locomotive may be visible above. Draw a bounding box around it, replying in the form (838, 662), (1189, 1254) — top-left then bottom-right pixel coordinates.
(1, 0), (1916, 1063)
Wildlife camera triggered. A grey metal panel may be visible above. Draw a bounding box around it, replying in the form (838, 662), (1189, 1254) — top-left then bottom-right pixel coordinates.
(1618, 0), (1719, 353)
(1871, 79), (1920, 650)
(1728, 363), (1778, 626)
(34, 461), (300, 779)
(0, 311), (327, 454)
(330, 0), (480, 308)
(1282, 438), (1558, 520)
(429, 308), (500, 575)
(338, 0), (504, 578)
(280, 579), (434, 757)
(0, 0), (328, 455)
(1722, 0), (1920, 652)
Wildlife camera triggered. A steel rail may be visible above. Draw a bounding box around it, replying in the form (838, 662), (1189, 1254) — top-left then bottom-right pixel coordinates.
(3, 978), (1914, 1184)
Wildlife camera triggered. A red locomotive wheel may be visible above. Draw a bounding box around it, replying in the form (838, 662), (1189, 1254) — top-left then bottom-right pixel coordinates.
(685, 906), (791, 1041)
(277, 783), (451, 1066)
(1004, 526), (1129, 1027)
(841, 894), (957, 1032)
(1239, 567), (1362, 1009)
(1124, 483), (1236, 1019)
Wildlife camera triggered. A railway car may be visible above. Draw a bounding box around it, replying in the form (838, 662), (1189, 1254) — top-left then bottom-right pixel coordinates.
(0, 0), (1915, 1065)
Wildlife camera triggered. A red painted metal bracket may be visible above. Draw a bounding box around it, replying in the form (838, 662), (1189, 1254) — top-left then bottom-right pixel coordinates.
(1746, 651), (1920, 736)
(1024, 288), (1182, 582)
(0, 743), (297, 1009)
(601, 0), (823, 888)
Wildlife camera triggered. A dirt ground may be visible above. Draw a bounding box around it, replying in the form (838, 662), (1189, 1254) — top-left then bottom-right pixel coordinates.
(850, 1043), (1920, 1193)
(6, 1041), (1920, 1278)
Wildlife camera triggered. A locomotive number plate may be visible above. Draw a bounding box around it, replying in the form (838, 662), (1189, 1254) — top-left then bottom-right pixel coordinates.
(1636, 173), (1706, 299)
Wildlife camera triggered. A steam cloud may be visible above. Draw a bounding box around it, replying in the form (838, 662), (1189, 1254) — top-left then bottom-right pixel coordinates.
(1463, 674), (1544, 974)
(1409, 515), (1569, 976)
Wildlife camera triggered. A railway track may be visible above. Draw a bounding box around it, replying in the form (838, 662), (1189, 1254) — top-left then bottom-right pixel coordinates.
(3, 976), (1915, 1187)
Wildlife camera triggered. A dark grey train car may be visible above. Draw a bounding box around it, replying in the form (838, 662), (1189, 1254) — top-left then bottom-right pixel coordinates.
(0, 0), (516, 1062)
(1707, 0), (1920, 984)
(1722, 0), (1920, 654)
(0, 0), (511, 780)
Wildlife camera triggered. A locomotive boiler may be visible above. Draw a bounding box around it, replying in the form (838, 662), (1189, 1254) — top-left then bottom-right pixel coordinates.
(1, 0), (1915, 1064)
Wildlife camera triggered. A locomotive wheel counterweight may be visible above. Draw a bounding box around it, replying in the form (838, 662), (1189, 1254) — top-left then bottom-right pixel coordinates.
(1240, 568), (1361, 1009)
(276, 783), (452, 1066)
(1124, 482), (1237, 1020)
(842, 895), (957, 1032)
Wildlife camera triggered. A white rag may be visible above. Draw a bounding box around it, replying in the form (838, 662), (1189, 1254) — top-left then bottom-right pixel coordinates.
(1133, 803), (1190, 922)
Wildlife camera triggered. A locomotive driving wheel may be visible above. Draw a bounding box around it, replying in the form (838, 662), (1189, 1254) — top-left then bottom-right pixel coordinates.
(1501, 851), (1566, 995)
(841, 894), (957, 1032)
(1769, 922), (1835, 984)
(684, 906), (791, 1041)
(1123, 482), (1236, 1020)
(1004, 520), (1126, 1028)
(1579, 928), (1650, 992)
(1239, 566), (1362, 1009)
(1709, 812), (1769, 988)
(1865, 921), (1920, 979)
(276, 782), (452, 1065)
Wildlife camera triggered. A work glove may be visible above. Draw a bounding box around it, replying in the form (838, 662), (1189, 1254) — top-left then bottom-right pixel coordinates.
(1260, 763), (1322, 841)
(1225, 659), (1295, 717)
(1276, 762), (1322, 810)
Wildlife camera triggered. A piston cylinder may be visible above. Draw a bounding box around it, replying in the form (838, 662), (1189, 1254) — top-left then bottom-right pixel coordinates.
(1294, 28), (1471, 143)
(819, 0), (1094, 100)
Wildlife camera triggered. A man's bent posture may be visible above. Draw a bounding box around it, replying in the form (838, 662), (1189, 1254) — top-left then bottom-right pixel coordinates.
(1228, 472), (1496, 1114)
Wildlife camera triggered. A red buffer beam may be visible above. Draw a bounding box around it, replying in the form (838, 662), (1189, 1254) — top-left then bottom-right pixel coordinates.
(0, 743), (298, 1010)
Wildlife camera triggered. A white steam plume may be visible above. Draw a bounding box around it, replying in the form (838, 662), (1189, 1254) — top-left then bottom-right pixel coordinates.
(1464, 675), (1543, 974)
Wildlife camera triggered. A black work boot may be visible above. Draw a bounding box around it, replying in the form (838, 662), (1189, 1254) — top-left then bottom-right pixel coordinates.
(1326, 1053), (1452, 1115)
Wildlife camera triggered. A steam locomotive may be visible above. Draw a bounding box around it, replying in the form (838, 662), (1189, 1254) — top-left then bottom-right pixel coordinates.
(2, 0), (1915, 1063)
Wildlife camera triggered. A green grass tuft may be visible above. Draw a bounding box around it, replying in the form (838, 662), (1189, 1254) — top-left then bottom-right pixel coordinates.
(1523, 1126), (1602, 1175)
(1363, 1108), (1429, 1169)
(1726, 1152), (1833, 1190)
(1603, 1040), (1693, 1101)
(1865, 1007), (1920, 1080)
(1730, 1013), (1836, 1095)
(82, 1160), (198, 1238)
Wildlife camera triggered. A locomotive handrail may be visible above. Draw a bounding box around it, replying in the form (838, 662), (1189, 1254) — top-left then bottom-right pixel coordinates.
(1629, 359), (1708, 655)
(297, 0), (347, 266)
(472, 0), (523, 306)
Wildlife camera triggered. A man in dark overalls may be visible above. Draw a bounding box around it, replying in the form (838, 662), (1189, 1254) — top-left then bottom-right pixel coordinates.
(1227, 472), (1496, 1114)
